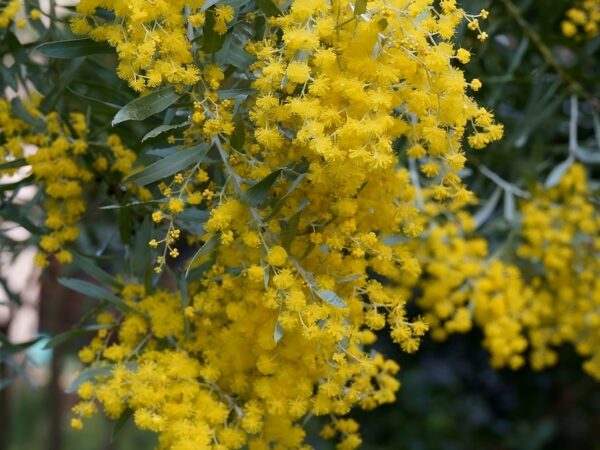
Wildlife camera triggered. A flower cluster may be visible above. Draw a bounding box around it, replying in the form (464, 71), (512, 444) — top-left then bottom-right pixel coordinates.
(517, 163), (600, 378)
(562, 0), (600, 38)
(399, 208), (532, 370)
(404, 164), (600, 380)
(248, 0), (501, 203)
(71, 0), (238, 91)
(70, 0), (501, 448)
(0, 97), (139, 265)
(0, 0), (20, 28)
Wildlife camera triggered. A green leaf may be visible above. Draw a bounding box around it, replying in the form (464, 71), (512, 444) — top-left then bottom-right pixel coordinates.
(0, 64), (18, 91)
(142, 122), (190, 142)
(177, 208), (208, 235)
(203, 9), (227, 53)
(230, 114), (245, 151)
(243, 169), (282, 207)
(337, 273), (362, 283)
(99, 200), (163, 210)
(144, 147), (178, 158)
(503, 190), (516, 223)
(41, 59), (85, 112)
(217, 88), (256, 99)
(254, 15), (267, 40)
(354, 0), (368, 15)
(256, 0), (281, 17)
(225, 0), (252, 8)
(125, 143), (209, 186)
(282, 210), (302, 250)
(0, 174), (34, 193)
(473, 187), (501, 229)
(111, 409), (134, 443)
(3, 358), (35, 389)
(0, 334), (42, 356)
(545, 156), (574, 188)
(112, 87), (182, 125)
(281, 200), (308, 250)
(593, 111), (600, 146)
(186, 260), (215, 282)
(185, 236), (219, 278)
(11, 98), (43, 127)
(201, 0), (222, 10)
(0, 159), (27, 171)
(132, 217), (153, 277)
(274, 322), (283, 344)
(227, 46), (257, 69)
(65, 366), (113, 394)
(316, 289), (347, 308)
(71, 252), (124, 289)
(118, 206), (133, 245)
(267, 173), (307, 219)
(0, 204), (44, 235)
(35, 38), (113, 59)
(58, 278), (137, 314)
(44, 324), (110, 349)
(67, 87), (122, 111)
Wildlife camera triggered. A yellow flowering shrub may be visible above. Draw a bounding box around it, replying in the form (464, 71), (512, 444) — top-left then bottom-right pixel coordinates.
(53, 0), (503, 448)
(0, 0), (600, 450)
(9, 0), (600, 448)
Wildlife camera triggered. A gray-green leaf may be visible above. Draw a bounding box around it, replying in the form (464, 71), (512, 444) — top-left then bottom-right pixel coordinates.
(316, 289), (347, 308)
(243, 169), (282, 207)
(65, 366), (113, 394)
(274, 322), (284, 344)
(58, 278), (137, 314)
(35, 38), (113, 59)
(112, 87), (182, 125)
(125, 143), (209, 186)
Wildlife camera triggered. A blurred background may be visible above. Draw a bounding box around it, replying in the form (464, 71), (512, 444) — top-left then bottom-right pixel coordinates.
(2, 0), (600, 448)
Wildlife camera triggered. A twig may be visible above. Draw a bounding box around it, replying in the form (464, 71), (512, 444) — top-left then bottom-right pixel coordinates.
(499, 0), (600, 111)
(479, 164), (530, 198)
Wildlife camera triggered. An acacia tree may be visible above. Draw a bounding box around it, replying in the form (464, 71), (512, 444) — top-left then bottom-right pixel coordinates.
(0, 0), (599, 449)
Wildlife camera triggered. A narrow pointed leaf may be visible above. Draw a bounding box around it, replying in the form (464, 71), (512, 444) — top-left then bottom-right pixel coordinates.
(59, 278), (137, 314)
(274, 322), (283, 344)
(316, 290), (347, 308)
(142, 122), (190, 142)
(186, 236), (219, 278)
(112, 87), (181, 125)
(243, 170), (282, 207)
(125, 143), (209, 186)
(35, 38), (113, 59)
(66, 366), (113, 394)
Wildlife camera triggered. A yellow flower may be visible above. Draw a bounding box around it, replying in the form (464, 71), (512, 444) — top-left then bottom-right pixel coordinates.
(266, 246), (287, 266)
(168, 198), (185, 214)
(286, 61), (311, 84)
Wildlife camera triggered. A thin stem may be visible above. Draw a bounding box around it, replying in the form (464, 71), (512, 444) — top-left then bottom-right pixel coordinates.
(479, 164), (530, 199)
(499, 0), (599, 111)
